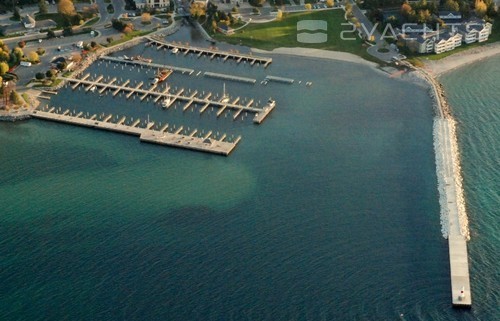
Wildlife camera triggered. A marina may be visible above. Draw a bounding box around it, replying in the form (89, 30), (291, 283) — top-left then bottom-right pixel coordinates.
(31, 106), (240, 156)
(146, 37), (273, 68)
(64, 74), (276, 124)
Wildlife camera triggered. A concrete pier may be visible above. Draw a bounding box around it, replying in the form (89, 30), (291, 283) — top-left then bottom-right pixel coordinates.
(416, 64), (472, 307)
(31, 107), (240, 156)
(147, 37), (272, 67)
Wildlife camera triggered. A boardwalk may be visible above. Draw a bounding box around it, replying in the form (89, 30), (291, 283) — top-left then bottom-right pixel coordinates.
(146, 37), (272, 68)
(31, 106), (240, 156)
(65, 75), (276, 124)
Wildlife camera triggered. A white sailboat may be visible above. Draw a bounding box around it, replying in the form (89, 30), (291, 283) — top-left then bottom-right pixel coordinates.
(162, 94), (172, 108)
(162, 85), (172, 108)
(220, 83), (230, 104)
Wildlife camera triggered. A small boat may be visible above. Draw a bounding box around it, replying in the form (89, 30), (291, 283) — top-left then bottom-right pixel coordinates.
(151, 69), (172, 85)
(134, 55), (152, 63)
(171, 47), (179, 54)
(220, 83), (230, 103)
(267, 98), (276, 108)
(89, 85), (96, 92)
(162, 95), (172, 108)
(123, 55), (133, 61)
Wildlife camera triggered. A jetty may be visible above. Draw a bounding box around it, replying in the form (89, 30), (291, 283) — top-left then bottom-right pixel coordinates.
(419, 64), (472, 308)
(66, 75), (276, 124)
(31, 106), (240, 156)
(146, 37), (272, 68)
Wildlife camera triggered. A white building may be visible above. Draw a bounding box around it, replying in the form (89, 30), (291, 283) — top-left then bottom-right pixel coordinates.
(413, 31), (462, 54)
(458, 20), (492, 44)
(22, 15), (36, 29)
(135, 0), (170, 9)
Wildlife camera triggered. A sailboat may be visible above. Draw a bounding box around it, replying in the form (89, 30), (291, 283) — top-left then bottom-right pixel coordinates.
(220, 83), (230, 104)
(162, 94), (173, 108)
(162, 85), (173, 108)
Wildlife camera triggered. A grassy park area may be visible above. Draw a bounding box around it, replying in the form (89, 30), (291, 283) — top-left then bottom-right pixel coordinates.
(214, 10), (374, 61)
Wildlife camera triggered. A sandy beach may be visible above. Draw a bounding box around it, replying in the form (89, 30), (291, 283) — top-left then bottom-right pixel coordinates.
(252, 47), (378, 68)
(423, 42), (500, 76)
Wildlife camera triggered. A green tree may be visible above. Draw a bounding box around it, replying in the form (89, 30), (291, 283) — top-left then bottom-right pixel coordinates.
(28, 51), (39, 63)
(46, 69), (57, 78)
(39, 0), (48, 14)
(12, 7), (21, 21)
(47, 30), (56, 38)
(0, 62), (9, 75)
(13, 47), (24, 62)
(444, 0), (460, 12)
(9, 90), (23, 106)
(36, 72), (45, 80)
(36, 47), (46, 56)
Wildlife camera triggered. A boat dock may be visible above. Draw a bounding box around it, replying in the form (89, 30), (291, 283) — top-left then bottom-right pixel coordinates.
(146, 37), (272, 68)
(31, 106), (240, 156)
(100, 56), (195, 75)
(66, 75), (276, 124)
(265, 75), (295, 84)
(204, 72), (256, 84)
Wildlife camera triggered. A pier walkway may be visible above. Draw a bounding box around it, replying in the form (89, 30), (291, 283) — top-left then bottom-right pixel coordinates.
(31, 106), (240, 156)
(419, 62), (472, 308)
(146, 37), (272, 68)
(436, 117), (472, 307)
(65, 75), (276, 124)
(100, 56), (195, 75)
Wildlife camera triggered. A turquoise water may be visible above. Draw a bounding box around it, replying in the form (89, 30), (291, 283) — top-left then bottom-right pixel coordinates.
(441, 56), (500, 319)
(0, 37), (497, 319)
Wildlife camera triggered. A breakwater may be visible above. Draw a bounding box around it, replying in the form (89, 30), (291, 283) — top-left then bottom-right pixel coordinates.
(416, 66), (471, 307)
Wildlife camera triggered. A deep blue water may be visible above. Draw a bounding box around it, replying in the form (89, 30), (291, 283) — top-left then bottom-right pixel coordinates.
(0, 32), (497, 320)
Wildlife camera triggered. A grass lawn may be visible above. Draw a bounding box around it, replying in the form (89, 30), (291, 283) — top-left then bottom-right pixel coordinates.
(34, 13), (67, 28)
(213, 10), (374, 61)
(105, 30), (154, 47)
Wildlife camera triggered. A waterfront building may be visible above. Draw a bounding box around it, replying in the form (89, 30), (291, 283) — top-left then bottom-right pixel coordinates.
(135, 0), (170, 9)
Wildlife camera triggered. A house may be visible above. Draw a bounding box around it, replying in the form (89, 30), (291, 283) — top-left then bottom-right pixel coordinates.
(439, 11), (462, 24)
(433, 32), (462, 54)
(135, 0), (170, 9)
(22, 15), (35, 29)
(457, 19), (492, 44)
(405, 30), (462, 54)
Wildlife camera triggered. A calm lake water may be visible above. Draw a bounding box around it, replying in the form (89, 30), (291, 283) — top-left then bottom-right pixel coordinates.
(0, 28), (497, 320)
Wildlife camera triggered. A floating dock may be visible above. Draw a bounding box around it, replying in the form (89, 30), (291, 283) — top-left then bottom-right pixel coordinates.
(31, 106), (240, 156)
(100, 56), (195, 75)
(204, 71), (256, 84)
(146, 37), (272, 68)
(265, 75), (295, 84)
(66, 75), (276, 124)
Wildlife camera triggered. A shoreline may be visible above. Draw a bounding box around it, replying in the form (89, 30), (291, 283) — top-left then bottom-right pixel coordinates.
(252, 47), (378, 68)
(423, 42), (500, 77)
